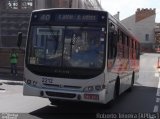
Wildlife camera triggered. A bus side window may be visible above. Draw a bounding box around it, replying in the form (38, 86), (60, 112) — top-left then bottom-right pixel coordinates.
(113, 29), (118, 58)
(117, 29), (120, 43)
(127, 36), (129, 47)
(136, 42), (140, 59)
(131, 39), (133, 48)
(138, 44), (141, 58)
(124, 34), (127, 58)
(131, 39), (133, 58)
(122, 32), (125, 45)
(119, 31), (123, 44)
(129, 39), (132, 59)
(124, 35), (129, 58)
(132, 40), (135, 59)
(121, 32), (125, 58)
(127, 36), (129, 58)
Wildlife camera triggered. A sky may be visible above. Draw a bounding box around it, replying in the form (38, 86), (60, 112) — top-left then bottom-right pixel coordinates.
(99, 0), (160, 22)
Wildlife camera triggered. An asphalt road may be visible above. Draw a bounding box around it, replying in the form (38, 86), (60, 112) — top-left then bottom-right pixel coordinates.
(0, 53), (160, 119)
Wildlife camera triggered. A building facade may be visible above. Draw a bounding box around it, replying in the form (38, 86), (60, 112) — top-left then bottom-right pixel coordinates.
(155, 23), (160, 51)
(0, 0), (35, 47)
(35, 0), (102, 10)
(0, 0), (102, 47)
(121, 8), (156, 52)
(0, 0), (35, 69)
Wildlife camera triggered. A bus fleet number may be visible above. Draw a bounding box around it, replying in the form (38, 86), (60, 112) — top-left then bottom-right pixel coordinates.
(42, 78), (53, 84)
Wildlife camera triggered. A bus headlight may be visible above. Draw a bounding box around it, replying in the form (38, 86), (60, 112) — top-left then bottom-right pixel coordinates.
(95, 85), (102, 91)
(95, 85), (105, 91)
(25, 78), (38, 87)
(33, 81), (38, 86)
(83, 85), (105, 92)
(26, 79), (31, 85)
(84, 86), (94, 92)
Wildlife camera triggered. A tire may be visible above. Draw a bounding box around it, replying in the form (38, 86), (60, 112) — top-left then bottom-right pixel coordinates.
(49, 98), (63, 106)
(107, 77), (120, 107)
(128, 72), (135, 92)
(114, 77), (120, 99)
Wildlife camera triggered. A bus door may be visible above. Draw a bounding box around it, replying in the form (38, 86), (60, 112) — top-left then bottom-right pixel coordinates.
(108, 20), (118, 71)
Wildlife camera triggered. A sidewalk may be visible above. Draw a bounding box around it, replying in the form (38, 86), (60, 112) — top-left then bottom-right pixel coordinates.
(0, 67), (23, 81)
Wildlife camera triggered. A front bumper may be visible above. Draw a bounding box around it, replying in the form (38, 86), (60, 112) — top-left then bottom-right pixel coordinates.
(23, 83), (107, 104)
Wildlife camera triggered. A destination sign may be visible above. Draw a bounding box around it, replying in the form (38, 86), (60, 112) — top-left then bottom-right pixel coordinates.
(55, 14), (98, 22)
(32, 12), (106, 24)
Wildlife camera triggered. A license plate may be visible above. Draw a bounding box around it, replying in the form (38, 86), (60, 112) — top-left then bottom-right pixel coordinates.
(84, 94), (99, 100)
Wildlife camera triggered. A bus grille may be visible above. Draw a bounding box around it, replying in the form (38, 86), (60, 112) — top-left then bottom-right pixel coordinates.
(43, 84), (81, 90)
(45, 91), (76, 98)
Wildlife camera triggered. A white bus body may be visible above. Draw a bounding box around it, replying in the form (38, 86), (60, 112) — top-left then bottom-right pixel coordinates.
(22, 9), (140, 105)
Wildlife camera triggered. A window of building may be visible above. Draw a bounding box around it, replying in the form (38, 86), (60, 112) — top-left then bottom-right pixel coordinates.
(8, 0), (18, 9)
(7, 0), (33, 9)
(145, 34), (149, 41)
(21, 0), (33, 9)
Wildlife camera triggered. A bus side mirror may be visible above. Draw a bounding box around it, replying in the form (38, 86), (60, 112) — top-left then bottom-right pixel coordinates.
(17, 32), (22, 49)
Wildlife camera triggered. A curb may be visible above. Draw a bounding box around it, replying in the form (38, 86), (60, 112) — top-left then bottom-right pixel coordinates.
(0, 72), (23, 81)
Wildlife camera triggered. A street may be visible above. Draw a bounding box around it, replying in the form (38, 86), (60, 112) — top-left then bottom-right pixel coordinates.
(0, 53), (160, 119)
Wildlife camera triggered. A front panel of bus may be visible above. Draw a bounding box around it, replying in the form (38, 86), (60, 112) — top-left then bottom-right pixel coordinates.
(24, 9), (108, 104)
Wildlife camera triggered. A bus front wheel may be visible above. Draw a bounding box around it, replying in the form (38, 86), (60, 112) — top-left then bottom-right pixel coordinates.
(107, 77), (120, 107)
(114, 77), (120, 99)
(49, 98), (63, 106)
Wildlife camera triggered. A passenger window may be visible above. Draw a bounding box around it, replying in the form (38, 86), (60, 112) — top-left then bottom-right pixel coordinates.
(119, 31), (123, 44)
(122, 33), (125, 45)
(127, 37), (129, 46)
(136, 43), (140, 59)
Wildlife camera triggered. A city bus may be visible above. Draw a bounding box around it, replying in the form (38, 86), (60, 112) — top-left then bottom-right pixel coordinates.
(18, 8), (140, 105)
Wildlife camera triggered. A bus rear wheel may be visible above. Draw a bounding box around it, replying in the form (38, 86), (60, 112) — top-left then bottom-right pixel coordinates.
(128, 72), (135, 92)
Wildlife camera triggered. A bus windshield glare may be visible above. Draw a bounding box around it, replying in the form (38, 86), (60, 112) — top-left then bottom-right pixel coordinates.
(28, 26), (106, 69)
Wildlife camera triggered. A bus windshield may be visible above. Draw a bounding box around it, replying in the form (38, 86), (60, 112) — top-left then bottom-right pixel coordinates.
(28, 26), (106, 69)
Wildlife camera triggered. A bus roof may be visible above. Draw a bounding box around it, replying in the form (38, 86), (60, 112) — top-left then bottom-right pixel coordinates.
(108, 13), (139, 43)
(32, 8), (107, 14)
